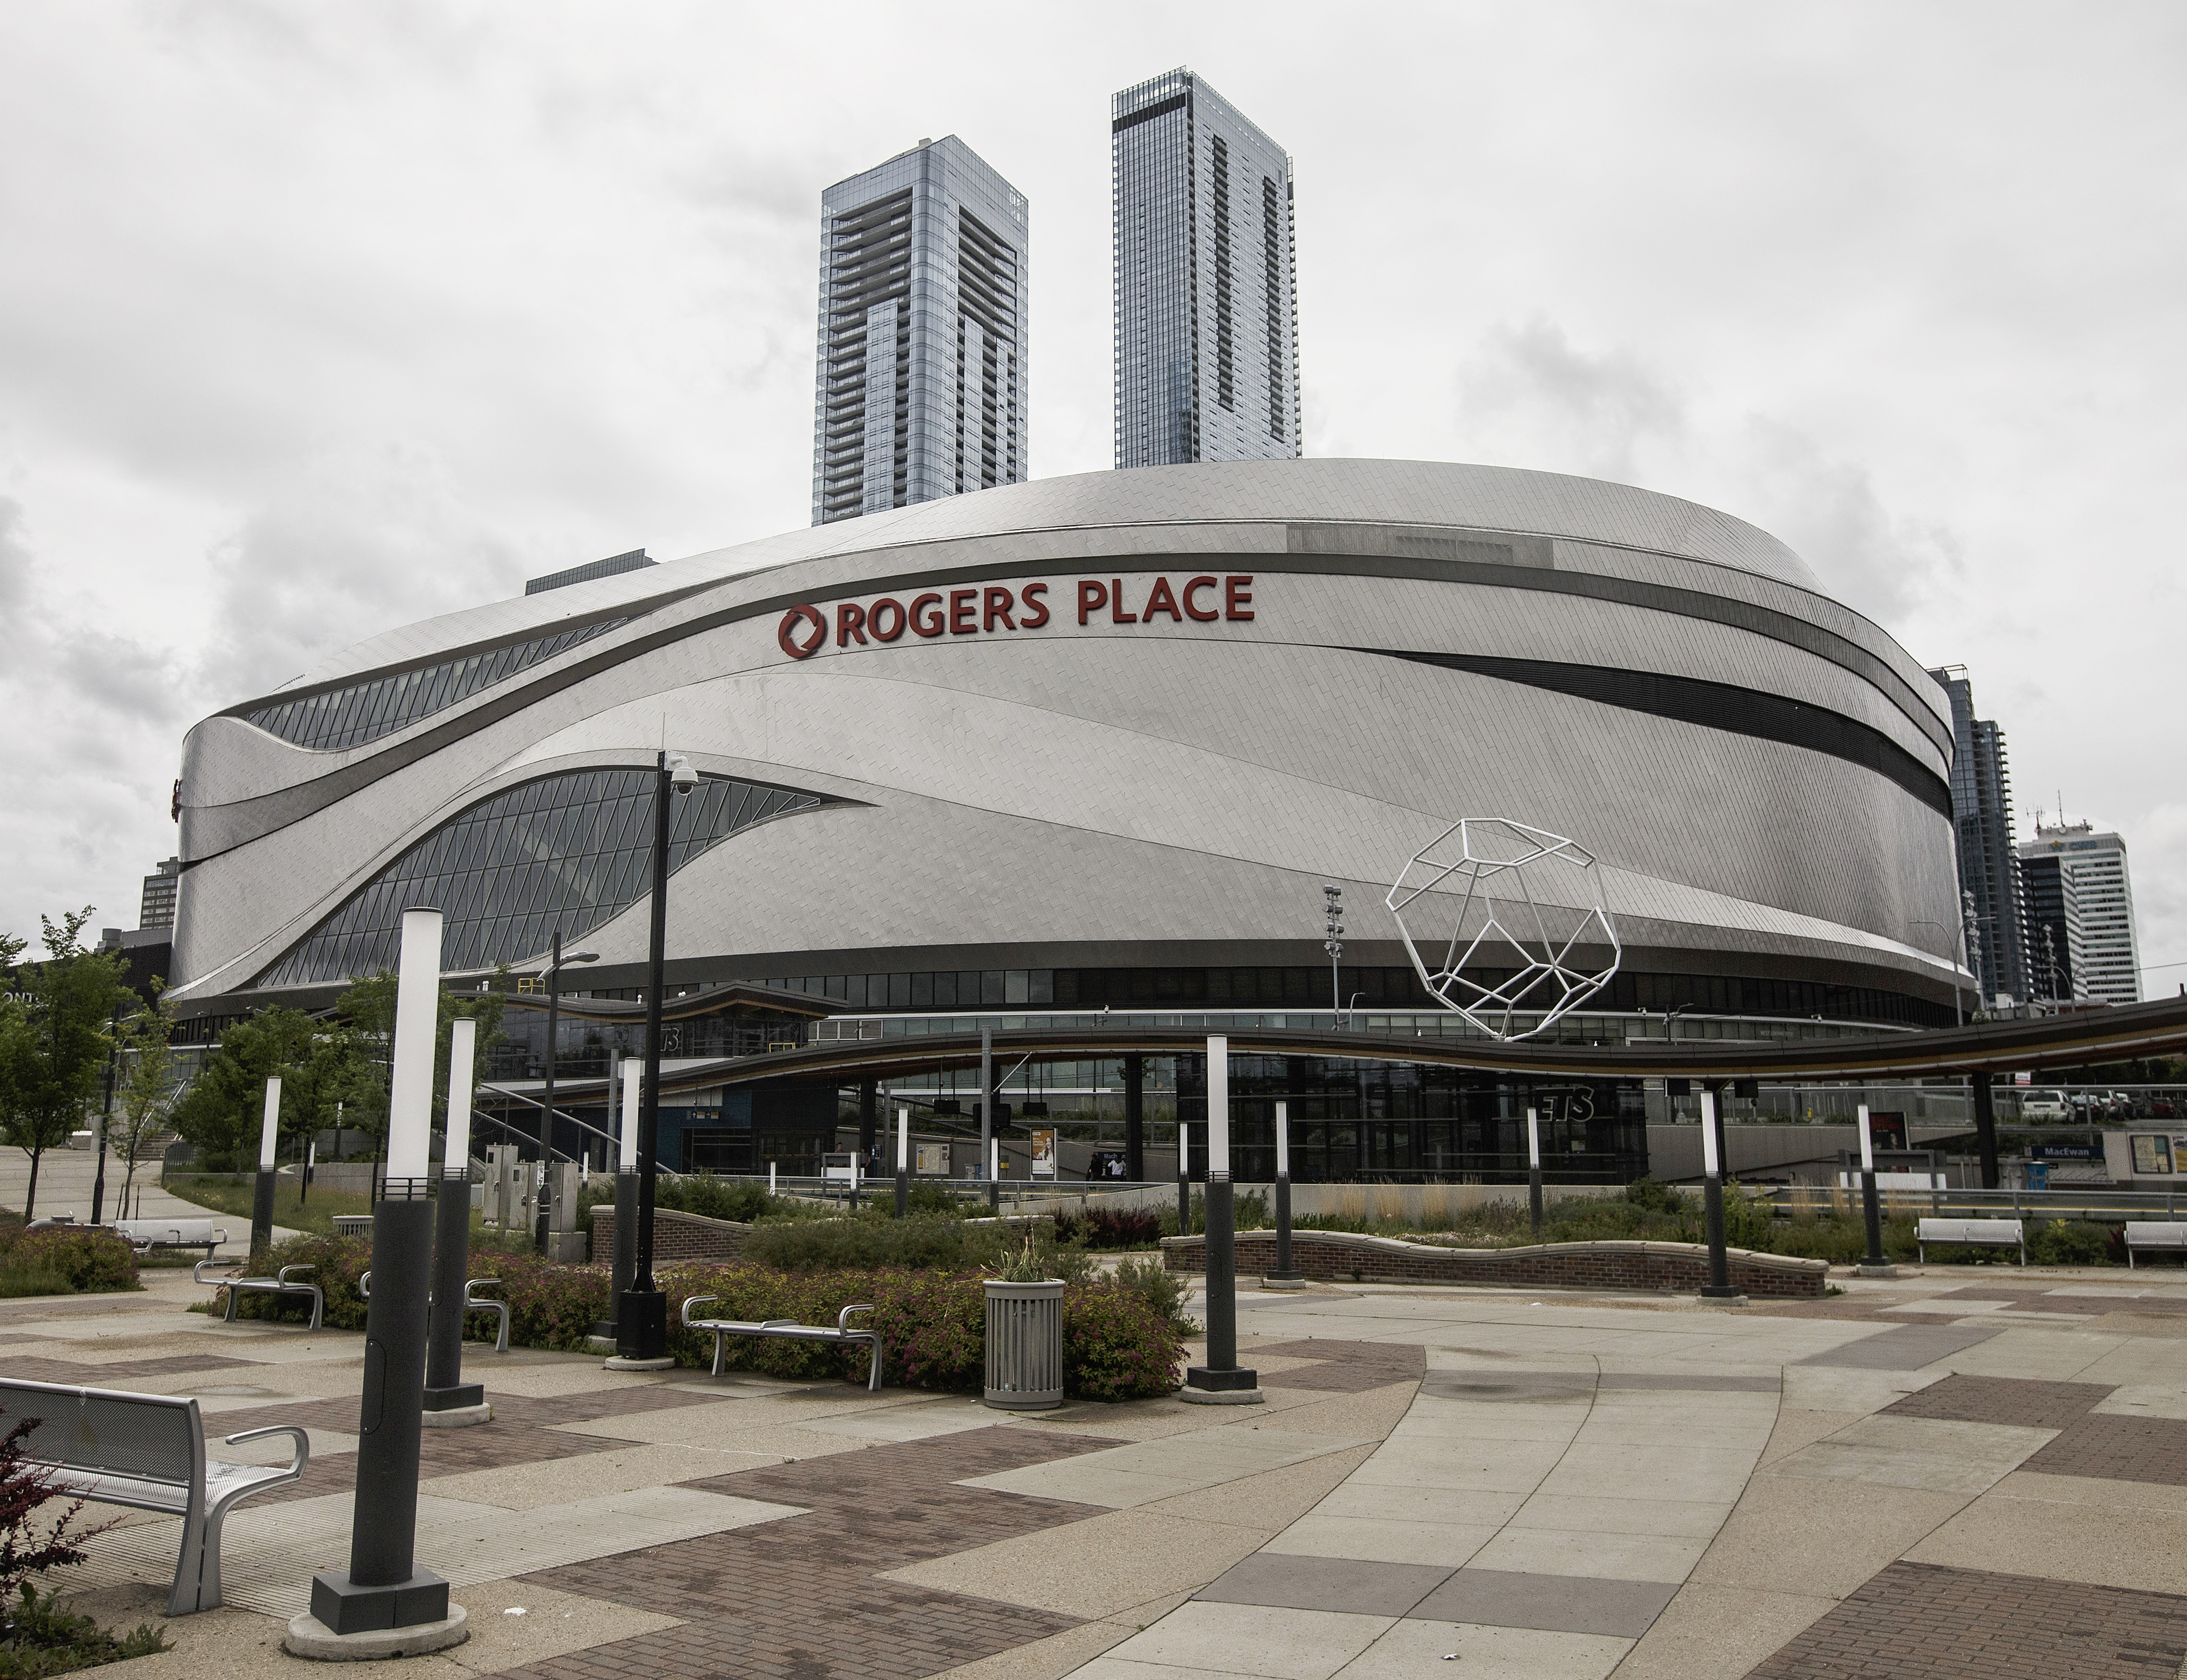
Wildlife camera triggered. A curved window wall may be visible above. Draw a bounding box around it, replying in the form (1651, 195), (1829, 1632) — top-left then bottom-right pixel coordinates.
(241, 619), (630, 751)
(255, 769), (829, 988)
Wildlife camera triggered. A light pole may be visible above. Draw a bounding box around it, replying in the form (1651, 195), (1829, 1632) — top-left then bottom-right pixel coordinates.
(1182, 1034), (1260, 1403)
(295, 907), (466, 1655)
(1526, 1106), (1544, 1237)
(423, 1017), (487, 1423)
(1856, 1102), (1895, 1276)
(895, 1105), (910, 1218)
(1909, 918), (1966, 1028)
(1322, 884), (1344, 1014)
(979, 1028), (997, 1212)
(535, 936), (598, 1253)
(614, 749), (696, 1368)
(251, 1076), (282, 1256)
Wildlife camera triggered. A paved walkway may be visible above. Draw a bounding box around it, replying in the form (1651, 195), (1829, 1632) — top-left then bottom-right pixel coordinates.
(2, 1145), (291, 1255)
(11, 1263), (2187, 1678)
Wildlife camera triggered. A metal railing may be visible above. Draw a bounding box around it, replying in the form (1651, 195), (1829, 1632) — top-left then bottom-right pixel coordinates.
(1762, 1183), (2187, 1224)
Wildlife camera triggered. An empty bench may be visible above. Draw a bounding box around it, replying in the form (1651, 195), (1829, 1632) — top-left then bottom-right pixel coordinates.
(680, 1297), (881, 1390)
(359, 1271), (511, 1353)
(2128, 1223), (2187, 1268)
(114, 1219), (228, 1259)
(0, 1375), (309, 1614)
(194, 1258), (322, 1331)
(1917, 1218), (2026, 1265)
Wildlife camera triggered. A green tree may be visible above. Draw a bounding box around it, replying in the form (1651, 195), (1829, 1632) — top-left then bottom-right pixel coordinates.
(333, 970), (506, 1162)
(111, 984), (181, 1221)
(168, 1007), (365, 1170)
(0, 910), (135, 1220)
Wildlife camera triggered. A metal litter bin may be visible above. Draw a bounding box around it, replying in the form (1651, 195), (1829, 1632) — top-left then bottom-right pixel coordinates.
(983, 1279), (1064, 1410)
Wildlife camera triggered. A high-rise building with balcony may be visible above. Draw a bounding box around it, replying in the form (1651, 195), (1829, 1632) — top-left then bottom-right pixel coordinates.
(1113, 68), (1300, 469)
(812, 137), (1028, 526)
(1929, 668), (2029, 1007)
(2022, 820), (2140, 1006)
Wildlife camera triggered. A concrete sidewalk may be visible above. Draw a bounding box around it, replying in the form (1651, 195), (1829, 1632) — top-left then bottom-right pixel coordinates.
(12, 1263), (2187, 1678)
(2, 1147), (296, 1256)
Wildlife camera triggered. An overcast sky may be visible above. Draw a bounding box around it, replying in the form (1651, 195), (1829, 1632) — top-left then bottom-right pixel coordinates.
(2, 2), (2182, 993)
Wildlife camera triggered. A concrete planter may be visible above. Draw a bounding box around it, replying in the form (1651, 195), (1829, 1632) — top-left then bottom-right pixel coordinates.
(983, 1279), (1064, 1410)
(331, 1215), (374, 1240)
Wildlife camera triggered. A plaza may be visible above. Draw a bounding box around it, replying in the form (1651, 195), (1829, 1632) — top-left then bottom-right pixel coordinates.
(22, 1249), (2187, 1680)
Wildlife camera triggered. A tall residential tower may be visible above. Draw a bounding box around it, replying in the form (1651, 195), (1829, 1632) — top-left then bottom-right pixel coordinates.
(2022, 820), (2141, 1006)
(812, 137), (1028, 526)
(1113, 69), (1300, 469)
(1929, 668), (2030, 1007)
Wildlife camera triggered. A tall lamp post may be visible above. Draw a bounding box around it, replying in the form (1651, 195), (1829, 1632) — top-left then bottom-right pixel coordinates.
(613, 750), (697, 1369)
(535, 936), (598, 1253)
(1526, 1106), (1544, 1237)
(251, 1076), (282, 1256)
(423, 1017), (487, 1424)
(1266, 1099), (1302, 1289)
(1182, 1035), (1260, 1403)
(1697, 1087), (1742, 1302)
(1856, 1102), (1896, 1277)
(293, 907), (466, 1656)
(1909, 918), (1967, 1028)
(1322, 885), (1344, 1013)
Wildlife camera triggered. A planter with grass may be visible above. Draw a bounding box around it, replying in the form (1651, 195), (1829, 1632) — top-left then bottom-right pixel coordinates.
(982, 1235), (1065, 1411)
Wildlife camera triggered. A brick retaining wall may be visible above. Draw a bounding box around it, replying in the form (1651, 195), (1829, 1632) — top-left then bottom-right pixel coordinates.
(1161, 1229), (1828, 1299)
(588, 1204), (751, 1263)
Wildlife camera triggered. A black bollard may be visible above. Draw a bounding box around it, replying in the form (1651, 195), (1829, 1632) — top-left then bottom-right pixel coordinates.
(301, 907), (459, 1649)
(1267, 1098), (1302, 1288)
(423, 1017), (484, 1418)
(1183, 1035), (1260, 1403)
(251, 1076), (282, 1257)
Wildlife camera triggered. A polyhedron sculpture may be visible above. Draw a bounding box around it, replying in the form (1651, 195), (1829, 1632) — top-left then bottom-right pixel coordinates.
(1385, 818), (1620, 1041)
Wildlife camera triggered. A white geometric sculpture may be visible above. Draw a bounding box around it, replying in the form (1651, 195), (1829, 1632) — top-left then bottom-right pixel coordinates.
(1385, 818), (1620, 1041)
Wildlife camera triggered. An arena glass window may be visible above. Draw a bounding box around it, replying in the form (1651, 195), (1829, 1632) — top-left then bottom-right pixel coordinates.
(239, 617), (632, 752)
(254, 769), (832, 989)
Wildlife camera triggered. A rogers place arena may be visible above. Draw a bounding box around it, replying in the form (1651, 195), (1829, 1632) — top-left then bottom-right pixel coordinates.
(167, 459), (1970, 1181)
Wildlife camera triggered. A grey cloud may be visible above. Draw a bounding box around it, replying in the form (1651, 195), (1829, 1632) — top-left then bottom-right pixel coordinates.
(1456, 317), (1688, 486)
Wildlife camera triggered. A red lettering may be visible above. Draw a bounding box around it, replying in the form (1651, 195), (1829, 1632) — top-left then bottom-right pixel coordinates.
(949, 588), (979, 634)
(1110, 578), (1138, 624)
(983, 586), (1016, 632)
(868, 597), (907, 642)
(1183, 575), (1220, 621)
(835, 601), (868, 646)
(1078, 579), (1107, 624)
(910, 593), (945, 637)
(1142, 576), (1182, 621)
(777, 604), (827, 659)
(1225, 575), (1254, 621)
(1019, 582), (1050, 628)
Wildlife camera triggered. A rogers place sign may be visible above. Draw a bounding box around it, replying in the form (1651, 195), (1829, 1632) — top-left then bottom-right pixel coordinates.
(778, 574), (1255, 659)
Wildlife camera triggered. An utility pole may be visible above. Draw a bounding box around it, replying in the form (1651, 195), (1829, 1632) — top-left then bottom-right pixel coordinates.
(1322, 884), (1344, 1015)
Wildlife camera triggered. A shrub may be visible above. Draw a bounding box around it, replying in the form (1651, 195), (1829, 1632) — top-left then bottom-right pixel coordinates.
(1623, 1177), (1685, 1215)
(741, 1216), (978, 1272)
(1052, 1207), (1162, 1249)
(656, 1174), (772, 1224)
(1112, 1253), (1194, 1333)
(2027, 1220), (2113, 1267)
(0, 1581), (169, 1676)
(0, 1229), (138, 1298)
(1064, 1285), (1185, 1402)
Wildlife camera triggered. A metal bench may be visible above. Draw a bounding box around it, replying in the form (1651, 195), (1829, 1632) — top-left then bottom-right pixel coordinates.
(1917, 1218), (2027, 1265)
(0, 1374), (309, 1614)
(680, 1297), (881, 1390)
(194, 1258), (323, 1331)
(114, 1219), (228, 1259)
(2127, 1223), (2187, 1268)
(359, 1271), (511, 1353)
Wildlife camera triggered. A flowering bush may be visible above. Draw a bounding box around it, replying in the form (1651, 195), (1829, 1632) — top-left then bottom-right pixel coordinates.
(1065, 1285), (1185, 1402)
(0, 1226), (140, 1297)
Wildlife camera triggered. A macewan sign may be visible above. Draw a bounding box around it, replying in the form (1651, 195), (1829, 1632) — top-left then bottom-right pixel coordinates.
(778, 574), (1256, 658)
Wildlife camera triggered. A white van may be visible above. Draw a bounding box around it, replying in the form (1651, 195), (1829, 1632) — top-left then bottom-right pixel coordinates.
(2020, 1089), (2073, 1122)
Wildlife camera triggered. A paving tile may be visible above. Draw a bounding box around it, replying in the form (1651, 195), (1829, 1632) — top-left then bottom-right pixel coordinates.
(1317, 1483), (1530, 1525)
(959, 1429), (1368, 1509)
(1503, 1493), (1729, 1540)
(1880, 1372), (2111, 1429)
(1762, 1414), (2054, 1494)
(1262, 1514), (1498, 1569)
(1907, 1482), (2187, 1597)
(1197, 1553), (1451, 1617)
(2022, 1411), (2187, 1486)
(1333, 1618), (1631, 1679)
(1794, 1323), (2005, 1370)
(1743, 1560), (2187, 1678)
(1405, 1568), (1678, 1638)
(1596, 1372), (1779, 1393)
(1468, 1522), (1709, 1585)
(1097, 1602), (1394, 1680)
(1417, 1371), (1594, 1402)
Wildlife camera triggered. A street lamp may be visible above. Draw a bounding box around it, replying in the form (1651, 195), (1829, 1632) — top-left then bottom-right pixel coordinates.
(535, 936), (599, 1253)
(614, 751), (697, 1368)
(1322, 885), (1344, 1014)
(1909, 918), (1966, 1027)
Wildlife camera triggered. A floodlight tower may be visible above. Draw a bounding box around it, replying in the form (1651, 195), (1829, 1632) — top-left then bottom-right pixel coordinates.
(1322, 885), (1344, 1014)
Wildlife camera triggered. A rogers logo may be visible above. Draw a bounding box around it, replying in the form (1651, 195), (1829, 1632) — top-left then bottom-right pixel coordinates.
(776, 574), (1252, 661)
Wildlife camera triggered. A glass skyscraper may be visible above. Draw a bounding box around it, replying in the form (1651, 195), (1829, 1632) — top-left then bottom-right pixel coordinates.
(1113, 69), (1300, 469)
(1930, 667), (2030, 1006)
(811, 136), (1028, 526)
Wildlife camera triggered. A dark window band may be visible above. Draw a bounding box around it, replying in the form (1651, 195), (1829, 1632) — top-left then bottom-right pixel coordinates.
(1365, 649), (1950, 818)
(1113, 91), (1188, 133)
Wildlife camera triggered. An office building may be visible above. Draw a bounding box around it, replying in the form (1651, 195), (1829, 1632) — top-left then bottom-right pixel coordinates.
(169, 460), (1966, 1167)
(138, 856), (181, 934)
(2023, 820), (2140, 1005)
(2017, 839), (2085, 1003)
(812, 136), (1028, 526)
(1113, 68), (1300, 469)
(1929, 669), (2028, 1006)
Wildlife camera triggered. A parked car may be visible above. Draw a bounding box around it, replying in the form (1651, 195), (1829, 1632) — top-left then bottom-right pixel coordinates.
(2019, 1089), (2073, 1122)
(2150, 1097), (2180, 1121)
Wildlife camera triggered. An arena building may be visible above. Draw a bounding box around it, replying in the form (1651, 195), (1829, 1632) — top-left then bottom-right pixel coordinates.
(167, 459), (1970, 1178)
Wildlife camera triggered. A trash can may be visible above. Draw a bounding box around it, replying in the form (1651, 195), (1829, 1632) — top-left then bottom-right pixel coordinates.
(983, 1279), (1065, 1410)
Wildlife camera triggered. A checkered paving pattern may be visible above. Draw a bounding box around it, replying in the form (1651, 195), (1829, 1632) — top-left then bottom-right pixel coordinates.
(501, 1426), (1115, 1680)
(7, 1352), (258, 1384)
(1248, 1338), (1427, 1392)
(1744, 1561), (2187, 1678)
(2022, 1414), (2187, 1486)
(485, 1385), (729, 1428)
(1882, 1374), (2111, 1430)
